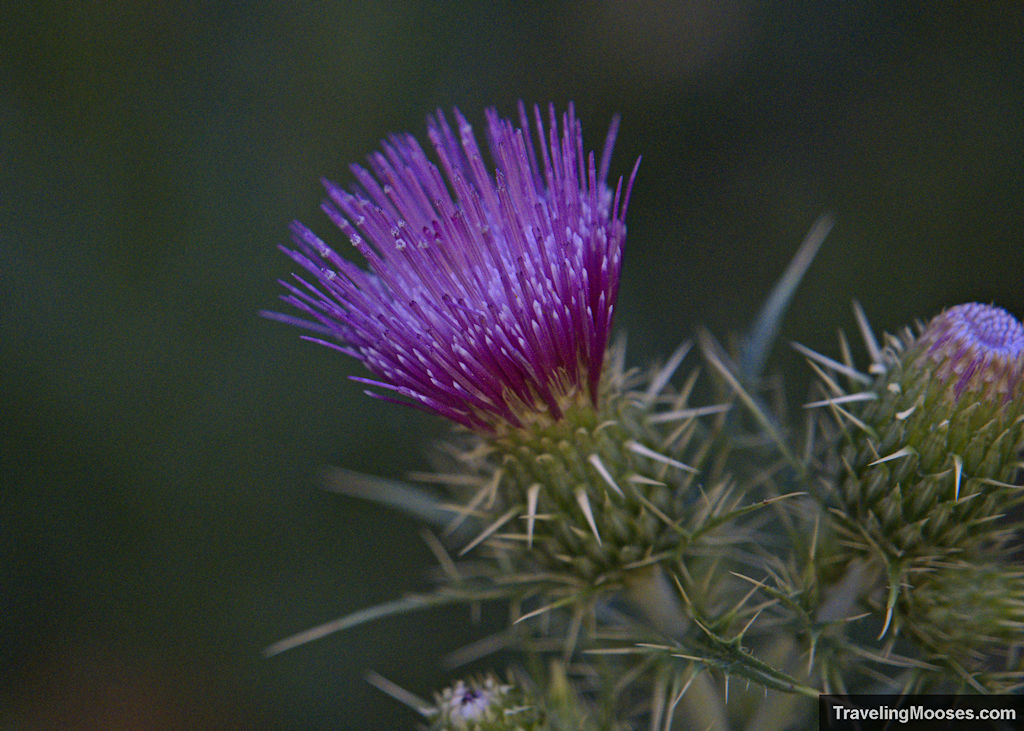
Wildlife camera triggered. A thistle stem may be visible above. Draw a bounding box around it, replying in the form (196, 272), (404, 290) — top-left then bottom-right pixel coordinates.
(623, 566), (730, 730)
(623, 565), (688, 638)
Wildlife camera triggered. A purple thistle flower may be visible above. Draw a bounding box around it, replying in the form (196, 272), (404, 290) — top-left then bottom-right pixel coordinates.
(918, 303), (1024, 401)
(266, 103), (639, 431)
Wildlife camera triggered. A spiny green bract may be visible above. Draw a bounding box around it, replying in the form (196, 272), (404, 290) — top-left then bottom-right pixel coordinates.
(902, 562), (1024, 660)
(443, 343), (745, 588)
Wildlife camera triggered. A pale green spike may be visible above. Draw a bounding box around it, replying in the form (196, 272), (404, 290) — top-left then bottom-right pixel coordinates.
(671, 368), (703, 411)
(668, 670), (699, 726)
(838, 328), (855, 372)
(442, 631), (510, 669)
(729, 571), (769, 592)
(701, 339), (803, 471)
(649, 674), (667, 731)
(802, 407), (819, 463)
(828, 401), (875, 435)
(627, 473), (666, 486)
(791, 341), (872, 384)
(738, 603), (767, 638)
(443, 468), (503, 536)
(867, 446), (916, 467)
(562, 606), (584, 663)
(482, 467), (503, 509)
(587, 453), (624, 497)
(513, 595), (578, 624)
(803, 392), (876, 409)
(643, 340), (692, 404)
(878, 564), (902, 640)
(740, 213), (834, 380)
(631, 490), (684, 532)
(977, 477), (1023, 489)
(803, 354), (845, 396)
(525, 482), (541, 548)
(626, 439), (698, 473)
(671, 573), (691, 606)
(952, 454), (964, 501)
(575, 488), (602, 545)
(419, 529), (460, 581)
(895, 401), (919, 420)
(458, 506), (519, 556)
(365, 671), (432, 716)
(852, 300), (882, 365)
(264, 593), (463, 657)
(321, 467), (450, 528)
(406, 471), (486, 486)
(649, 403), (732, 423)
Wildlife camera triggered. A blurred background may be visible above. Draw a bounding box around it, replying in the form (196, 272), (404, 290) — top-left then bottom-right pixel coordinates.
(3, 2), (1023, 727)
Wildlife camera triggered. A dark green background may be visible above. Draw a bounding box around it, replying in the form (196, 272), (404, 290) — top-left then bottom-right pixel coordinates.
(4, 3), (1023, 728)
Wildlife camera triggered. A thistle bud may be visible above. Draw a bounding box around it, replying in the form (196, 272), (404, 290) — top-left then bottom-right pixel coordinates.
(427, 675), (542, 731)
(902, 562), (1024, 670)
(833, 303), (1024, 559)
(426, 666), (598, 731)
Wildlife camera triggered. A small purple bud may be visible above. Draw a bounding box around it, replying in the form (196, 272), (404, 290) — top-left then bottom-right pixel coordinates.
(427, 674), (543, 729)
(917, 303), (1024, 401)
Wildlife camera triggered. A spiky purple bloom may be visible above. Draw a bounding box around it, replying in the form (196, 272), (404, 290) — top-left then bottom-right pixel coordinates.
(267, 103), (638, 431)
(917, 303), (1024, 401)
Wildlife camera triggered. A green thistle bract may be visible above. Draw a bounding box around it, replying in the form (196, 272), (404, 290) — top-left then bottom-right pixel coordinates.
(904, 562), (1024, 658)
(446, 344), (742, 593)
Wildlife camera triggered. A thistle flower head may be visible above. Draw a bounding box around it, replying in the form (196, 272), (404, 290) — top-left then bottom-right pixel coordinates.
(914, 302), (1024, 401)
(268, 103), (638, 431)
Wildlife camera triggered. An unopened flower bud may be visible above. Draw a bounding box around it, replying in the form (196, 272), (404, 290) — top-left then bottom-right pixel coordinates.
(427, 673), (559, 731)
(833, 303), (1024, 558)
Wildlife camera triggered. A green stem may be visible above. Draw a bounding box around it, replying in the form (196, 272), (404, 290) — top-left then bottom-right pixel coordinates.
(623, 565), (688, 637)
(623, 566), (730, 731)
